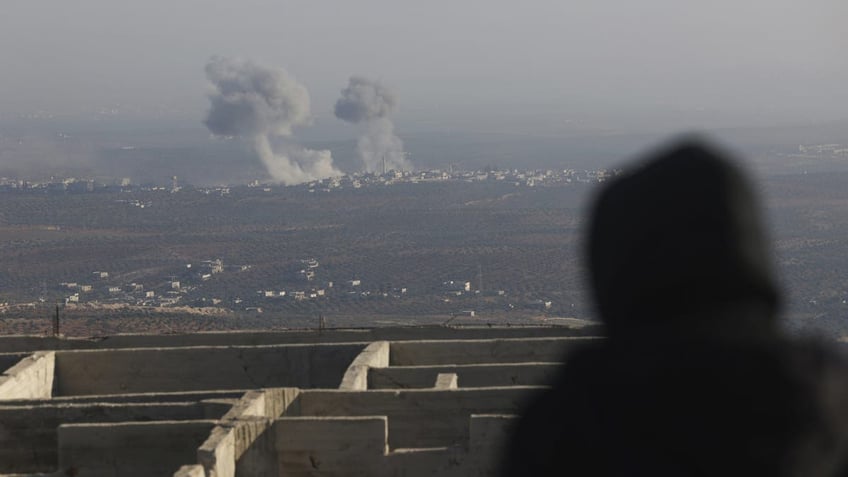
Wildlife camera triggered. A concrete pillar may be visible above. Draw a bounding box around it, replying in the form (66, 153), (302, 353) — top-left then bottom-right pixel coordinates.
(435, 373), (459, 389)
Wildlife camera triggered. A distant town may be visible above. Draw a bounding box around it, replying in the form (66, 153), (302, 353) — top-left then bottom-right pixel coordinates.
(0, 166), (615, 196)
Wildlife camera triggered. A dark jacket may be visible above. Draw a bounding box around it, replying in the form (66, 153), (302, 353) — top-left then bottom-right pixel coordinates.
(504, 139), (848, 476)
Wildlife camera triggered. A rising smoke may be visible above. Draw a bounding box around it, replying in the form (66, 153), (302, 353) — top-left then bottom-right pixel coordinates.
(334, 77), (411, 173)
(203, 56), (340, 185)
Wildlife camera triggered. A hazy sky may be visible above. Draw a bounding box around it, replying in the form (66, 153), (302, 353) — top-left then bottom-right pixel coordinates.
(1, 0), (845, 133)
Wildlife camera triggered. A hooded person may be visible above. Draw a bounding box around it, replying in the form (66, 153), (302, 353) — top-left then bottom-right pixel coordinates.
(503, 138), (848, 476)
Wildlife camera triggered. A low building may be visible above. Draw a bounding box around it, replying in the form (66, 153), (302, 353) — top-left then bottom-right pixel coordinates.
(443, 280), (471, 293)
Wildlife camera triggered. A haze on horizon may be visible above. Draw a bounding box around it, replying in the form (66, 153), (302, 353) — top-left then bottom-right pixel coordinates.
(0, 0), (845, 139)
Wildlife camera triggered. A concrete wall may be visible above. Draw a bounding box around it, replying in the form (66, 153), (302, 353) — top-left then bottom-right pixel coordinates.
(53, 343), (366, 396)
(230, 388), (300, 476)
(201, 391), (270, 477)
(0, 353), (28, 373)
(0, 402), (216, 475)
(289, 387), (542, 449)
(232, 417), (277, 477)
(191, 388), (301, 477)
(468, 414), (517, 475)
(369, 363), (562, 389)
(0, 325), (601, 353)
(0, 389), (249, 407)
(58, 420), (217, 477)
(339, 341), (389, 390)
(0, 352), (55, 401)
(272, 414), (518, 476)
(174, 464), (206, 477)
(260, 387), (301, 420)
(389, 337), (597, 366)
(198, 425), (235, 477)
(276, 416), (388, 474)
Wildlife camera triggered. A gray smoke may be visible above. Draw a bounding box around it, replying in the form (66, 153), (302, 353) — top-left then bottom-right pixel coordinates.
(334, 76), (411, 173)
(204, 56), (340, 185)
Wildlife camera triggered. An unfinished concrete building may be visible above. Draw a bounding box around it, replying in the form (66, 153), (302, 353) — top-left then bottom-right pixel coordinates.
(0, 324), (600, 476)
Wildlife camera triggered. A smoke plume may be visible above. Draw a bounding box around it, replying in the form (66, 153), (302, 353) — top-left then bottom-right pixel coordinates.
(334, 77), (411, 173)
(204, 56), (340, 185)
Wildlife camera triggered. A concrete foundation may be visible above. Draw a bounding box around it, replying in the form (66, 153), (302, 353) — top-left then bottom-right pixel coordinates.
(0, 326), (598, 476)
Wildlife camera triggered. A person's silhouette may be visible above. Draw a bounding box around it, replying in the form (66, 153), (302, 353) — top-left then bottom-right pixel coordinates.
(504, 138), (848, 476)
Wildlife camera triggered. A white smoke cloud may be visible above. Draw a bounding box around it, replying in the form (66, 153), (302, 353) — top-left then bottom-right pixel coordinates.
(334, 76), (411, 173)
(204, 56), (341, 185)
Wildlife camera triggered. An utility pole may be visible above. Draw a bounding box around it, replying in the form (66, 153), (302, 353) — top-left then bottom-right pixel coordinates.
(477, 263), (483, 317)
(53, 304), (60, 337)
(478, 263), (483, 294)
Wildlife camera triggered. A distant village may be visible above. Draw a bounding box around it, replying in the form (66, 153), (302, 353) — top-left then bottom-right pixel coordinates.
(0, 165), (615, 196)
(45, 255), (554, 318)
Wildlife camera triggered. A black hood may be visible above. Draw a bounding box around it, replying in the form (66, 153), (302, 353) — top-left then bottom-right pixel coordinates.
(586, 138), (780, 336)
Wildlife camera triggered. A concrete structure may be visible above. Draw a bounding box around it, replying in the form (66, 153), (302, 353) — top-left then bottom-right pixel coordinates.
(0, 324), (601, 476)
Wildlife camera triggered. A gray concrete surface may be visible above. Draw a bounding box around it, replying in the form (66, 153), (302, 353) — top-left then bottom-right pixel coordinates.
(339, 341), (389, 390)
(0, 389), (249, 406)
(389, 337), (597, 366)
(58, 420), (217, 477)
(289, 387), (543, 449)
(0, 402), (217, 474)
(271, 414), (519, 476)
(53, 343), (365, 396)
(369, 362), (562, 389)
(0, 352), (54, 401)
(435, 373), (458, 389)
(0, 353), (28, 374)
(0, 324), (600, 353)
(276, 416), (388, 474)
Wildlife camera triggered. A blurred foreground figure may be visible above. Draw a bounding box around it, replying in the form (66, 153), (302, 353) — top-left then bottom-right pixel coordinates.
(504, 138), (848, 476)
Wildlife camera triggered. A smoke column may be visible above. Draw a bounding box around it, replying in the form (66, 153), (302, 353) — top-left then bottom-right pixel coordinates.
(203, 56), (340, 185)
(334, 77), (411, 173)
